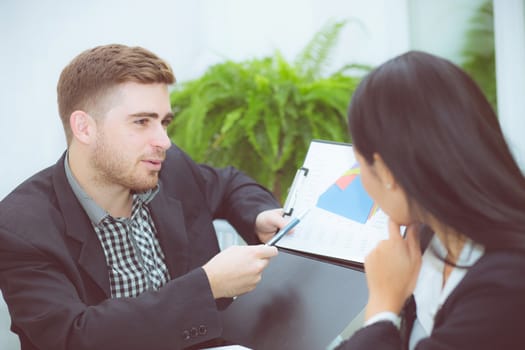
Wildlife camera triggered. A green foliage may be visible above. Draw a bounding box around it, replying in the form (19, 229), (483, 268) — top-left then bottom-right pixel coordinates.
(169, 20), (368, 202)
(460, 0), (497, 110)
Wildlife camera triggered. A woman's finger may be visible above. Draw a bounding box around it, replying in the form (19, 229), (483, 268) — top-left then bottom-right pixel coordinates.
(388, 218), (403, 240)
(406, 224), (420, 251)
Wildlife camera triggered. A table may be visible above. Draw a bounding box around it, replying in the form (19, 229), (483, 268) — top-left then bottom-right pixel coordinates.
(220, 248), (368, 350)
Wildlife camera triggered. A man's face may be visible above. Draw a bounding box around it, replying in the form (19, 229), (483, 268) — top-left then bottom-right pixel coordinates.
(90, 82), (173, 193)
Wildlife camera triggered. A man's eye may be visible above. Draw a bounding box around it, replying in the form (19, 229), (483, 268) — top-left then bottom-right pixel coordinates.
(162, 118), (173, 127)
(135, 119), (148, 125)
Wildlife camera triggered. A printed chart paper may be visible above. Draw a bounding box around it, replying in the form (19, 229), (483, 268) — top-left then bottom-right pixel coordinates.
(278, 140), (389, 264)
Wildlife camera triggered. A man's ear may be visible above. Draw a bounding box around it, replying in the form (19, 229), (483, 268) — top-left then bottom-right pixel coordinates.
(372, 152), (397, 190)
(70, 111), (96, 144)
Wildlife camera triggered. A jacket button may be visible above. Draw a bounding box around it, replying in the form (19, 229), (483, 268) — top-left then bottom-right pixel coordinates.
(191, 327), (198, 337)
(182, 330), (190, 340)
(199, 325), (207, 335)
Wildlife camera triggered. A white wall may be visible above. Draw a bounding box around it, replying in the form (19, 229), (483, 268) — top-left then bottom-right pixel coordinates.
(408, 0), (487, 63)
(0, 0), (410, 201)
(493, 0), (525, 170)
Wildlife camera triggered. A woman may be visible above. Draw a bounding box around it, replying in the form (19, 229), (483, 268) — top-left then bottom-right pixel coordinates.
(336, 51), (525, 350)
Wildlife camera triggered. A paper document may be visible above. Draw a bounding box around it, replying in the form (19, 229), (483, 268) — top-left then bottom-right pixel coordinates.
(278, 140), (389, 264)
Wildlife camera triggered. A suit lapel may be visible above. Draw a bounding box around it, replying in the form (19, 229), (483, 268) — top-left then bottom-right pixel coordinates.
(52, 153), (110, 297)
(399, 294), (417, 350)
(52, 151), (191, 296)
(399, 225), (434, 349)
(149, 191), (189, 278)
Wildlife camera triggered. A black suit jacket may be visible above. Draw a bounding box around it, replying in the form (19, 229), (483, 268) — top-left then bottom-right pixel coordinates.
(336, 248), (525, 350)
(0, 144), (279, 350)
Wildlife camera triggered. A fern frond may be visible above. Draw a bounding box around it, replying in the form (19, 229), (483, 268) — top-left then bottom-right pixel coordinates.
(169, 19), (368, 200)
(294, 20), (348, 80)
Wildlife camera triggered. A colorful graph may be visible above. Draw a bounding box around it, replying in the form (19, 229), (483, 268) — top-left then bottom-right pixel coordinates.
(316, 164), (379, 223)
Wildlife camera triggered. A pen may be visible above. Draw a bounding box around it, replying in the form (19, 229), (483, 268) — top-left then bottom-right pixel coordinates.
(266, 208), (311, 246)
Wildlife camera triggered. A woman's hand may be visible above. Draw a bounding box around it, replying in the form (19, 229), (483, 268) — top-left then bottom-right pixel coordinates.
(364, 219), (422, 321)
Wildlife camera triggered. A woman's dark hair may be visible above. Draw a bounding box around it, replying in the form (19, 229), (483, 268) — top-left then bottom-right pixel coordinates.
(348, 50), (525, 251)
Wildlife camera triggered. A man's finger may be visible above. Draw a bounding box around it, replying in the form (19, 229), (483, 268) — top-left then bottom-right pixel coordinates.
(254, 244), (278, 258)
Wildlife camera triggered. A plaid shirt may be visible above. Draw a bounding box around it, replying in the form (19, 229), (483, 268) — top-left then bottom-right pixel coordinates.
(93, 194), (171, 298)
(65, 157), (171, 298)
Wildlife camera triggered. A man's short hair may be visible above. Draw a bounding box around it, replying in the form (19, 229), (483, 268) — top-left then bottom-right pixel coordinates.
(57, 44), (175, 144)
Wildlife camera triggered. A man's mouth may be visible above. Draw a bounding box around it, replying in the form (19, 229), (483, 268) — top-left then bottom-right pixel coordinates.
(142, 158), (164, 170)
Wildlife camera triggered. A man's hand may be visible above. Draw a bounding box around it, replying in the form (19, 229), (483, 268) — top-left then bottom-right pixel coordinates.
(254, 208), (288, 243)
(202, 244), (278, 299)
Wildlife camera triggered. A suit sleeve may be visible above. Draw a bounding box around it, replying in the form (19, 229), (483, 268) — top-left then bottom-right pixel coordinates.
(335, 321), (402, 350)
(176, 148), (281, 245)
(413, 265), (525, 350)
(0, 224), (222, 350)
(336, 254), (525, 350)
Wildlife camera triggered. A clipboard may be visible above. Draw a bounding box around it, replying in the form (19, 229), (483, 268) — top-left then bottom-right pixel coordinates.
(276, 139), (389, 267)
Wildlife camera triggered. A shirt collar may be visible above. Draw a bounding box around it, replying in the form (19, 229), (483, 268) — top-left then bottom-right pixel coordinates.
(64, 153), (160, 225)
(412, 235), (484, 336)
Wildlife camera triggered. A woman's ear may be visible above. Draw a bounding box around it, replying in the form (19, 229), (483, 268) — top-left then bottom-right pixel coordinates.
(372, 153), (397, 190)
(70, 111), (96, 145)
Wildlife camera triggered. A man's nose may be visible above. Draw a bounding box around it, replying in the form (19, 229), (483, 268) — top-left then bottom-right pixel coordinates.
(152, 124), (172, 151)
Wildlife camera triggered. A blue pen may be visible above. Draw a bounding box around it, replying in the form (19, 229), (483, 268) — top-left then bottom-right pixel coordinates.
(266, 208), (311, 246)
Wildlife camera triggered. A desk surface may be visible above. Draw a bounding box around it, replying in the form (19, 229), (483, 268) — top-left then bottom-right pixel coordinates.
(220, 249), (368, 350)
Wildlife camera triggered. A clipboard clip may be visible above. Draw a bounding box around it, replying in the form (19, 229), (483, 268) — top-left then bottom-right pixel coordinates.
(283, 166), (309, 217)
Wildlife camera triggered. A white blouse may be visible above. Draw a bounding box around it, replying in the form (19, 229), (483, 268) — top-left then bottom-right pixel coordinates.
(363, 234), (485, 350)
(409, 235), (485, 349)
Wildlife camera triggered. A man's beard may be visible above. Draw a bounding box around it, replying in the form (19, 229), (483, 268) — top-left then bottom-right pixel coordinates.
(91, 135), (163, 193)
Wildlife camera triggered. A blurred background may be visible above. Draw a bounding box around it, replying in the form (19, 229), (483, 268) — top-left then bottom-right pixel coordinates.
(1, 1), (523, 349)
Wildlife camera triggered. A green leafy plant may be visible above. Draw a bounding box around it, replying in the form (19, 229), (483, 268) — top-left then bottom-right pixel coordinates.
(460, 0), (497, 110)
(169, 20), (368, 202)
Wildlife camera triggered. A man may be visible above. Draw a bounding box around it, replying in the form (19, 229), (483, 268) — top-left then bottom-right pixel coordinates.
(0, 44), (285, 350)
